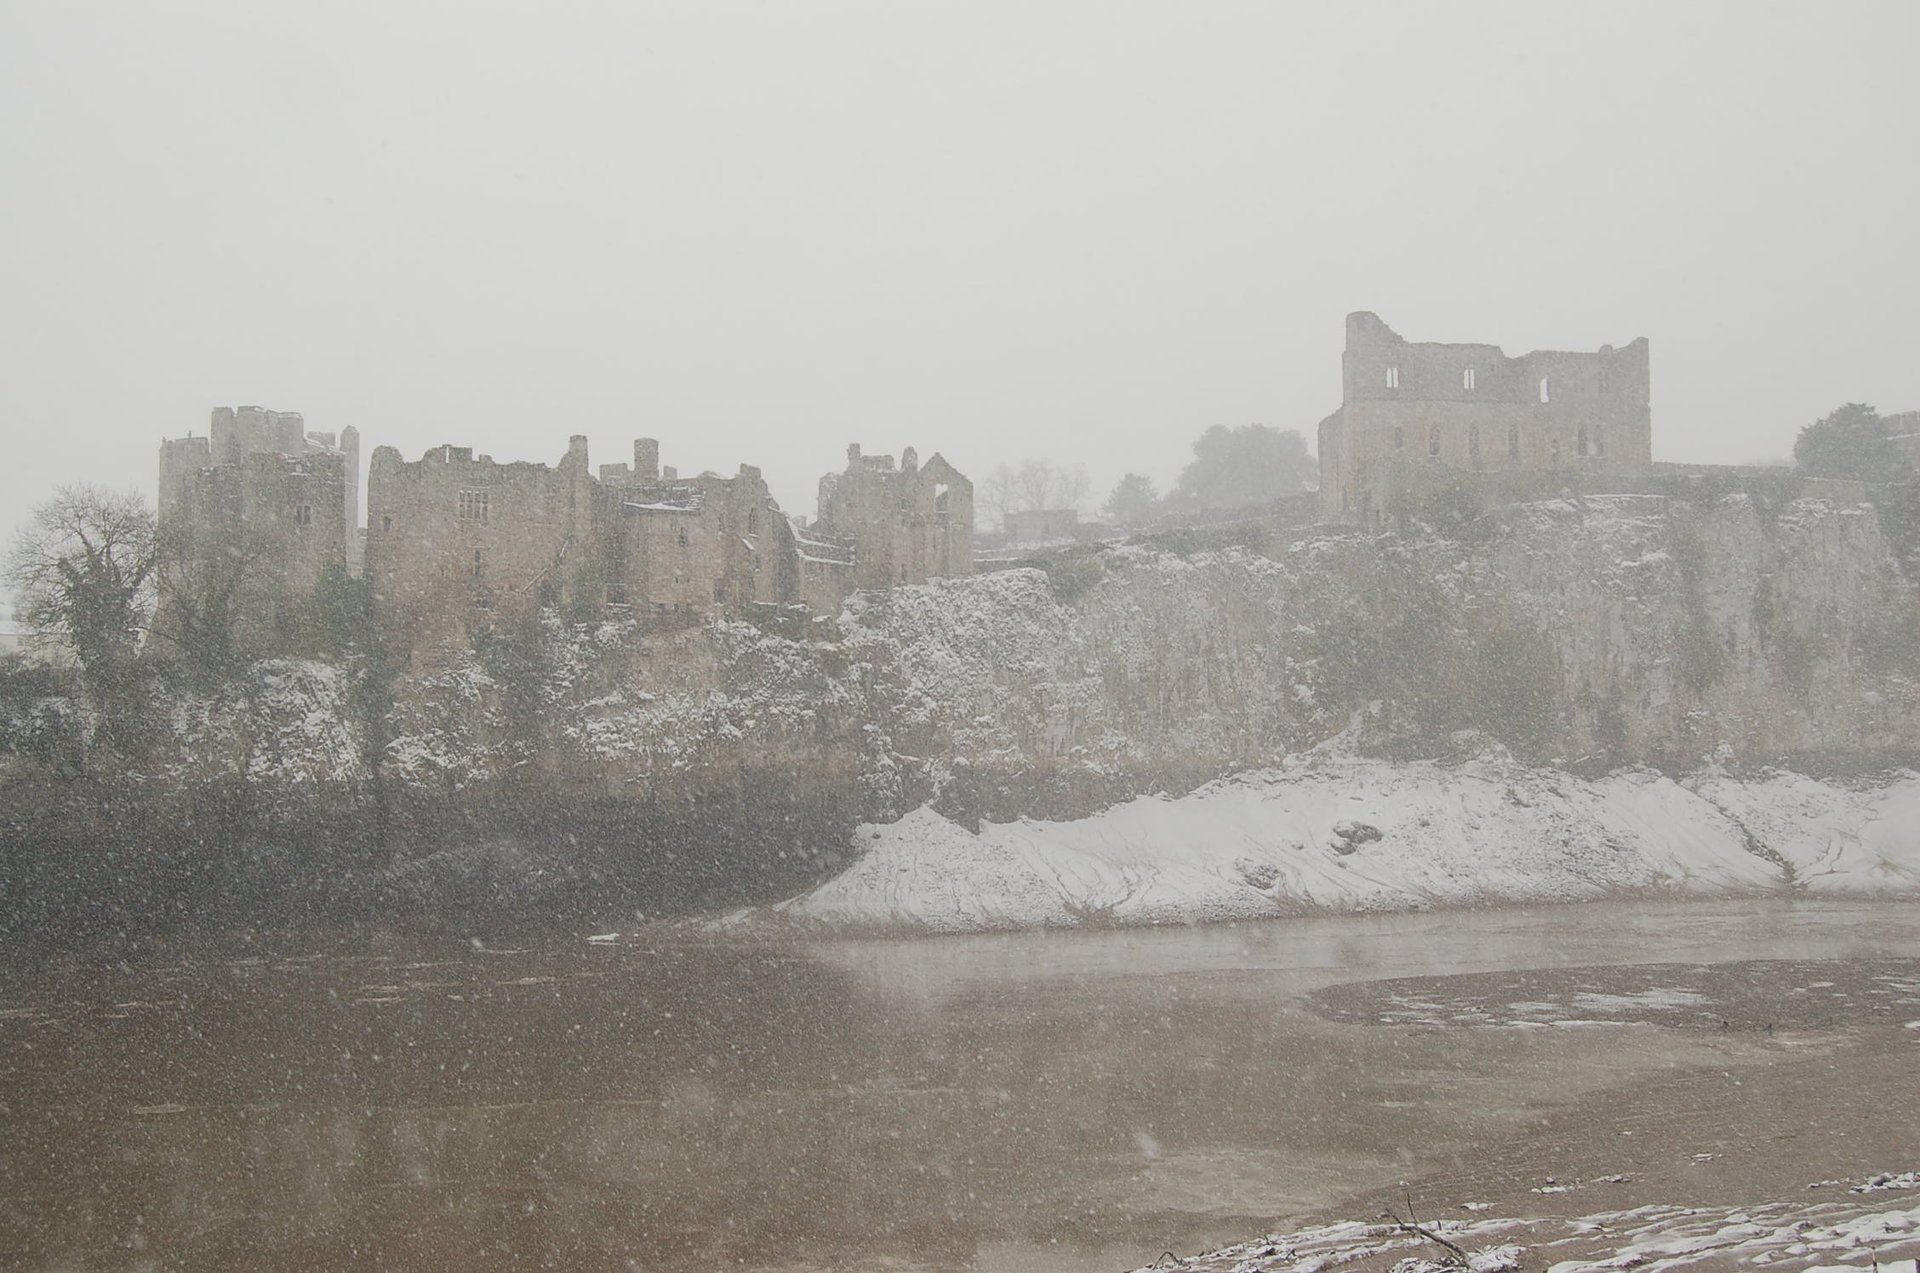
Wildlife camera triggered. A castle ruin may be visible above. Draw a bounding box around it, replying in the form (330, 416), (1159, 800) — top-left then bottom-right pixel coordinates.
(154, 407), (359, 658)
(1319, 312), (1652, 523)
(812, 444), (975, 590)
(347, 434), (971, 657)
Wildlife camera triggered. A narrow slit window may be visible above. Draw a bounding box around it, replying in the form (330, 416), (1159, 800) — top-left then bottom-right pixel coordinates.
(1540, 377), (1551, 403)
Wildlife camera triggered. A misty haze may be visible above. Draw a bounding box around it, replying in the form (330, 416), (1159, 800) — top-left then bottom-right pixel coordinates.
(3, 3), (1919, 1272)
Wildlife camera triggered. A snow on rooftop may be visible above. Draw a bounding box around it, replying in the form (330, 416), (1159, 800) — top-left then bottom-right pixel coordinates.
(624, 487), (705, 514)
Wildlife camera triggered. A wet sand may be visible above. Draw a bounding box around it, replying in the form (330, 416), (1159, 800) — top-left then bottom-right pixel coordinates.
(0, 899), (1916, 1271)
(1310, 958), (1920, 1254)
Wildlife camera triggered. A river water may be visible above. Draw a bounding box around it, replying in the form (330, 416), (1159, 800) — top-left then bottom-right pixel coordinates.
(2, 898), (1918, 1271)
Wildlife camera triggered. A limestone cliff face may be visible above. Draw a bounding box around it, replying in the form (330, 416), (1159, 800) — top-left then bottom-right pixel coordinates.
(92, 492), (1920, 817)
(1486, 493), (1917, 763)
(4, 492), (1915, 938)
(834, 493), (1920, 818)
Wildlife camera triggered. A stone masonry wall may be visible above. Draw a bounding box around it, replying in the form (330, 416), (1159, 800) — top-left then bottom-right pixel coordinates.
(365, 438), (595, 657)
(1322, 311), (1653, 523)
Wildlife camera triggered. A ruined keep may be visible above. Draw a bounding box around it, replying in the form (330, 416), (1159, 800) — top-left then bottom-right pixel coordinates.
(1318, 312), (1652, 523)
(154, 407), (356, 657)
(813, 444), (975, 590)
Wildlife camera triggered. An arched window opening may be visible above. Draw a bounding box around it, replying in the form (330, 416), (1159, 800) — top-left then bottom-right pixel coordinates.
(1386, 366), (1400, 389)
(1463, 368), (1477, 390)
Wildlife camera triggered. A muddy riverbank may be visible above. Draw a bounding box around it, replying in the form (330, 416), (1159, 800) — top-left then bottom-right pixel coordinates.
(1, 898), (1917, 1271)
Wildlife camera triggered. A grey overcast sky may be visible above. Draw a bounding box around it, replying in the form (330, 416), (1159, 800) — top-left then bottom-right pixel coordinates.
(2, 0), (1917, 530)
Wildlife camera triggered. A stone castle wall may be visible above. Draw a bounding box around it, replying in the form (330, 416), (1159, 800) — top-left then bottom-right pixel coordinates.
(153, 446), (350, 656)
(596, 461), (793, 616)
(365, 438), (595, 655)
(1321, 312), (1653, 523)
(156, 413), (967, 664)
(815, 444), (975, 590)
(362, 436), (970, 659)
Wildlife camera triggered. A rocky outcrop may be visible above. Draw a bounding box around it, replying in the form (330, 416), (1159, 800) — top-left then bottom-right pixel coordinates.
(4, 491), (1916, 942)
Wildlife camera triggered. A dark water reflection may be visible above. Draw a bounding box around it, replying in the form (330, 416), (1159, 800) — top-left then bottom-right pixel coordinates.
(3, 899), (1918, 1271)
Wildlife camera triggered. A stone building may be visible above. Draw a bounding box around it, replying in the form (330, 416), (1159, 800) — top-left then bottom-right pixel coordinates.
(154, 407), (355, 658)
(591, 445), (799, 618)
(1318, 312), (1652, 523)
(813, 444), (975, 590)
(152, 418), (976, 662)
(365, 437), (598, 655)
(364, 436), (917, 657)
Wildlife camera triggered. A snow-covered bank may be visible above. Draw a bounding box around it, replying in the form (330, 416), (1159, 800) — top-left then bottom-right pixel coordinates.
(754, 757), (1920, 934)
(1133, 1184), (1920, 1272)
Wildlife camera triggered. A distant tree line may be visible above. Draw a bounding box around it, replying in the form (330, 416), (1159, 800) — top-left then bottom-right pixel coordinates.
(976, 423), (1319, 533)
(1101, 424), (1317, 530)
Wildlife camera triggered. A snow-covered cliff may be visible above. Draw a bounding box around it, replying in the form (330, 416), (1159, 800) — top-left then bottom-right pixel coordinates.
(5, 491), (1917, 938)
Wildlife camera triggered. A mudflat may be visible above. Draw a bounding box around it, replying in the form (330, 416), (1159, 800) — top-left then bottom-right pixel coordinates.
(0, 899), (1916, 1272)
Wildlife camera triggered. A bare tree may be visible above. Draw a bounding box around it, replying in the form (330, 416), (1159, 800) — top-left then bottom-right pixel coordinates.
(150, 516), (275, 674)
(981, 459), (1090, 529)
(979, 464), (1019, 530)
(4, 485), (156, 686)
